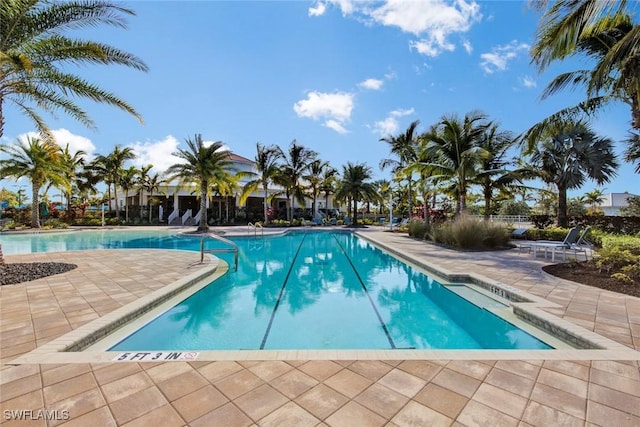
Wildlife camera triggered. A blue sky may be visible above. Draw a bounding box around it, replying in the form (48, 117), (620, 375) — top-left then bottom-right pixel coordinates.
(1, 0), (637, 199)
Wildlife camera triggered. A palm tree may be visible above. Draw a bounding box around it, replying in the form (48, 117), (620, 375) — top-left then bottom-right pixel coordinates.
(320, 166), (339, 212)
(584, 188), (607, 214)
(529, 2), (640, 166)
(91, 145), (135, 216)
(141, 171), (164, 223)
(529, 119), (619, 227)
(334, 162), (379, 226)
(305, 159), (330, 219)
(0, 137), (65, 227)
(0, 0), (148, 142)
(119, 166), (138, 223)
(239, 143), (283, 224)
(418, 111), (489, 216)
(58, 144), (86, 220)
(165, 134), (234, 232)
(473, 123), (528, 220)
(380, 120), (420, 219)
(280, 140), (317, 222)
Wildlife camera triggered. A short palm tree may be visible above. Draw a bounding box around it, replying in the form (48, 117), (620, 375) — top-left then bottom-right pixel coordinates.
(141, 171), (164, 223)
(529, 119), (619, 227)
(0, 0), (148, 142)
(240, 143), (283, 224)
(0, 137), (65, 227)
(419, 111), (489, 216)
(584, 188), (607, 214)
(165, 134), (234, 232)
(334, 162), (379, 226)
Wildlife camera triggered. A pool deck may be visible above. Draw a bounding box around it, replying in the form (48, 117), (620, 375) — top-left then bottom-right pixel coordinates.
(1, 226), (639, 426)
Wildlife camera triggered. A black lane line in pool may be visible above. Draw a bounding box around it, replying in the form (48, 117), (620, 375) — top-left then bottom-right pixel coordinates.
(331, 234), (397, 349)
(259, 233), (308, 350)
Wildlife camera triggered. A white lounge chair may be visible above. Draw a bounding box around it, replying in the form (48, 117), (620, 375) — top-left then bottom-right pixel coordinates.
(518, 226), (582, 262)
(571, 226), (594, 260)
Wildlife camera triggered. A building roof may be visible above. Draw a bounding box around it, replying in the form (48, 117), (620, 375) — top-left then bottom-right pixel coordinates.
(228, 152), (254, 164)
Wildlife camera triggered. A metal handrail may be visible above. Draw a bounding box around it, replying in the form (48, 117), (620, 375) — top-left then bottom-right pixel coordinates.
(200, 233), (239, 271)
(247, 222), (264, 238)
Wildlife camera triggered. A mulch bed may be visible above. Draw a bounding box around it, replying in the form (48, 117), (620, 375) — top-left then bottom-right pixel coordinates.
(0, 263), (77, 286)
(543, 262), (640, 298)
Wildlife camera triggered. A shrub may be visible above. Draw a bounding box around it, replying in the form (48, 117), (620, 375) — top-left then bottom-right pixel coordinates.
(530, 215), (554, 229)
(600, 235), (640, 255)
(431, 217), (510, 249)
(408, 220), (431, 239)
(525, 227), (571, 241)
(43, 219), (69, 229)
(595, 247), (639, 274)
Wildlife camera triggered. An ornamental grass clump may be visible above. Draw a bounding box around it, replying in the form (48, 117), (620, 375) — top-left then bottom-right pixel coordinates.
(408, 220), (431, 240)
(432, 216), (510, 250)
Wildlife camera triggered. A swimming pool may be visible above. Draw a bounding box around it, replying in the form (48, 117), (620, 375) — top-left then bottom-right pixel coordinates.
(2, 229), (552, 350)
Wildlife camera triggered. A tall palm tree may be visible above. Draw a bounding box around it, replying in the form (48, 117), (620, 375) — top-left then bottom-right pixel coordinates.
(91, 145), (135, 216)
(58, 144), (86, 220)
(419, 111), (489, 216)
(320, 166), (338, 211)
(119, 165), (138, 223)
(0, 0), (148, 142)
(304, 159), (330, 219)
(239, 143), (283, 224)
(529, 119), (619, 227)
(0, 137), (65, 227)
(528, 2), (640, 170)
(334, 162), (379, 226)
(279, 140), (317, 222)
(165, 134), (234, 232)
(380, 120), (420, 218)
(141, 171), (164, 223)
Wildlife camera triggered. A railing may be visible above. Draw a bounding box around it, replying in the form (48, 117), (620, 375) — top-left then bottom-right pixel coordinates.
(200, 233), (239, 271)
(470, 215), (531, 224)
(168, 209), (179, 224)
(247, 222), (264, 237)
(181, 209), (192, 225)
(193, 209), (202, 226)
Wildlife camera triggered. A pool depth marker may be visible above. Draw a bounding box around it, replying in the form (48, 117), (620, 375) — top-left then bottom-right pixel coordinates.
(332, 234), (397, 349)
(259, 233), (308, 349)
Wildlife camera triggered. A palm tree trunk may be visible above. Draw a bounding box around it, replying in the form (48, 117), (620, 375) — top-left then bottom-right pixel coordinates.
(557, 184), (568, 227)
(199, 184), (208, 232)
(352, 197), (358, 225)
(113, 185), (119, 219)
(124, 190), (129, 223)
(31, 184), (41, 228)
(262, 184), (269, 224)
(483, 188), (492, 221)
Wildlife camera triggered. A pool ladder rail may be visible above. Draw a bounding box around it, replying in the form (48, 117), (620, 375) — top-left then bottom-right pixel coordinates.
(200, 233), (239, 271)
(247, 222), (264, 237)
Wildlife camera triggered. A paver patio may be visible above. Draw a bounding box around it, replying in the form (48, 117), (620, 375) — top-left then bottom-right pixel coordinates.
(1, 227), (639, 426)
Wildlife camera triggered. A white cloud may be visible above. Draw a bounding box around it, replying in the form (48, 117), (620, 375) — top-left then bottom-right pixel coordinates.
(358, 78), (384, 90)
(293, 91), (354, 133)
(316, 1), (482, 57)
(18, 129), (96, 160)
(308, 2), (326, 16)
(372, 107), (415, 137)
(480, 40), (530, 73)
(522, 75), (537, 88)
(373, 117), (399, 136)
(391, 108), (415, 117)
(128, 135), (181, 173)
(462, 38), (473, 54)
(324, 120), (349, 134)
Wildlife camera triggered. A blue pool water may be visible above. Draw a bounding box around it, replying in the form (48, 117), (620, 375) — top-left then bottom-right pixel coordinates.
(2, 229), (552, 350)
